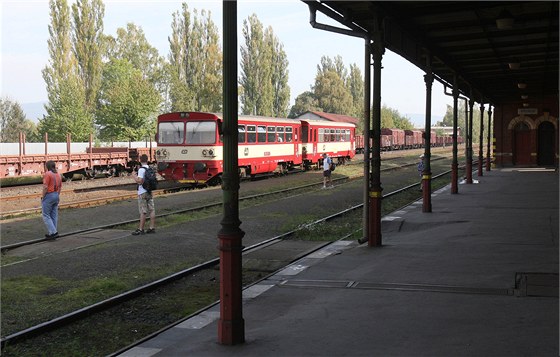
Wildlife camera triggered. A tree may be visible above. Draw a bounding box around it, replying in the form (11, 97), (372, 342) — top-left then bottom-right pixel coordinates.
(41, 0), (93, 141)
(240, 14), (273, 116)
(311, 55), (353, 116)
(288, 91), (321, 118)
(314, 69), (353, 115)
(348, 63), (364, 129)
(268, 31), (290, 117)
(72, 0), (105, 114)
(96, 59), (162, 141)
(439, 101), (481, 142)
(38, 77), (94, 141)
(0, 98), (38, 142)
(380, 104), (414, 129)
(168, 5), (222, 112)
(104, 23), (167, 99)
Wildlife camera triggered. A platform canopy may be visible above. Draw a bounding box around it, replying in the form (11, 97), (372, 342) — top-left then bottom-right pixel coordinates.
(304, 1), (559, 105)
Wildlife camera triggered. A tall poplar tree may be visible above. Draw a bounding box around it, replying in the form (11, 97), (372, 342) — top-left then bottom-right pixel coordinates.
(72, 0), (105, 115)
(41, 0), (93, 141)
(168, 5), (222, 112)
(268, 31), (290, 117)
(240, 14), (290, 117)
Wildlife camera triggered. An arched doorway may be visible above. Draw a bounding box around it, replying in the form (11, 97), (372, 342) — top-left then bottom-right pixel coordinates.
(513, 122), (531, 165)
(537, 121), (555, 166)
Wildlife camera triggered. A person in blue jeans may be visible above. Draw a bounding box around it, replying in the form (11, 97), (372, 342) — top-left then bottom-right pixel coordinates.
(42, 160), (62, 239)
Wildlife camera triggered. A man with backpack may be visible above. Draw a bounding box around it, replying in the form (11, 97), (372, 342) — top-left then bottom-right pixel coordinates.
(132, 154), (156, 235)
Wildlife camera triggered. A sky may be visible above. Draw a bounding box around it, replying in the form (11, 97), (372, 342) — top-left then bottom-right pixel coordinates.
(1, 0), (452, 126)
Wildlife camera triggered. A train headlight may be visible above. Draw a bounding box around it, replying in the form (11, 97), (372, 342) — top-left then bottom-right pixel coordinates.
(202, 149), (208, 156)
(208, 149), (214, 156)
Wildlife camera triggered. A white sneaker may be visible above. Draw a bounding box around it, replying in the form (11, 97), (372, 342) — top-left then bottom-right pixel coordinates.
(322, 186), (327, 189)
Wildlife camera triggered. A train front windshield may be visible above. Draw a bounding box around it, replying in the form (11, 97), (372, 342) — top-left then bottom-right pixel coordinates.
(186, 121), (217, 144)
(159, 122), (185, 144)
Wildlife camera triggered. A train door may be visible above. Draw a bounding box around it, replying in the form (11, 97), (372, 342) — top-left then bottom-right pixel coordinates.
(513, 122), (531, 165)
(537, 121), (555, 166)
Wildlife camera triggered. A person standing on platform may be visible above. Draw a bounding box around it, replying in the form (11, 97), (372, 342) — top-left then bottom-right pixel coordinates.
(42, 160), (62, 239)
(417, 154), (425, 191)
(132, 154), (156, 235)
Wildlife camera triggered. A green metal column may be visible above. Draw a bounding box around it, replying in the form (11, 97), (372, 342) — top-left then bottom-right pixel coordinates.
(478, 103), (485, 176)
(486, 106), (492, 171)
(218, 0), (245, 346)
(422, 56), (433, 213)
(451, 75), (459, 194)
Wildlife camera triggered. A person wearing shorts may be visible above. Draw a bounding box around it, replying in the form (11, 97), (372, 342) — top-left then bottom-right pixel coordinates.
(132, 154), (156, 235)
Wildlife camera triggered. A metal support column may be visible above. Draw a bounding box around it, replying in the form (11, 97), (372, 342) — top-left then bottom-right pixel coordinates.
(218, 0), (245, 345)
(422, 55), (433, 213)
(451, 75), (459, 194)
(362, 40), (372, 242)
(466, 98), (474, 184)
(486, 106), (492, 171)
(369, 18), (384, 247)
(478, 103), (485, 176)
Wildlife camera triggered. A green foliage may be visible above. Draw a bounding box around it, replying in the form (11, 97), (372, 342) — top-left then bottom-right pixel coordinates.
(39, 77), (94, 141)
(0, 98), (38, 142)
(380, 104), (414, 129)
(438, 101), (483, 143)
(96, 59), (161, 141)
(288, 91), (321, 118)
(71, 0), (105, 115)
(168, 5), (222, 112)
(314, 69), (353, 115)
(240, 14), (273, 116)
(269, 32), (290, 117)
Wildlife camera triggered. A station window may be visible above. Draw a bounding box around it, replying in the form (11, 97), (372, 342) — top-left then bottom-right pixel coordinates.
(158, 122), (185, 144)
(286, 127), (293, 142)
(257, 125), (266, 142)
(277, 126), (285, 142)
(238, 125), (246, 143)
(267, 126), (276, 142)
(247, 125), (256, 143)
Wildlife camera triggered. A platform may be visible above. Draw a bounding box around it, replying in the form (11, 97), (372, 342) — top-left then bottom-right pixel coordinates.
(116, 167), (559, 357)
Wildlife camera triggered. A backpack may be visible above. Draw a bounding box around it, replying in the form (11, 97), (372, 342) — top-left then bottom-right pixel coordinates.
(141, 167), (158, 192)
(329, 160), (336, 171)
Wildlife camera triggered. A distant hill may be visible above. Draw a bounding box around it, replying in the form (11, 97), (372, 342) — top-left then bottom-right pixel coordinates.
(21, 102), (47, 123)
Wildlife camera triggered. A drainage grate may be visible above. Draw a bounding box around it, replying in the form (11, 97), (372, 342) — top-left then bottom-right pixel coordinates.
(515, 273), (558, 297)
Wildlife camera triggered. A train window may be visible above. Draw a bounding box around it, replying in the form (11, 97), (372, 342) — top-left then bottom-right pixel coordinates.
(158, 122), (185, 144)
(345, 129), (350, 141)
(330, 129), (336, 142)
(186, 121), (216, 144)
(319, 128), (325, 142)
(257, 125), (266, 142)
(335, 129), (341, 141)
(277, 126), (284, 142)
(247, 125), (256, 143)
(238, 125), (246, 143)
(285, 127), (293, 142)
(267, 126), (276, 142)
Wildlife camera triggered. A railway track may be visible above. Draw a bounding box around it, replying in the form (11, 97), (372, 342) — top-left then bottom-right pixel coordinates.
(0, 154), (452, 252)
(0, 168), (454, 353)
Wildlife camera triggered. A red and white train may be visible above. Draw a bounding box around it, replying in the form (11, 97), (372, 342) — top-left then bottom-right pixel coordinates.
(155, 112), (356, 184)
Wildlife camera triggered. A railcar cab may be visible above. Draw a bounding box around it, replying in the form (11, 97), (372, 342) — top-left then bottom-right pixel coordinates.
(300, 120), (356, 168)
(156, 112), (223, 184)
